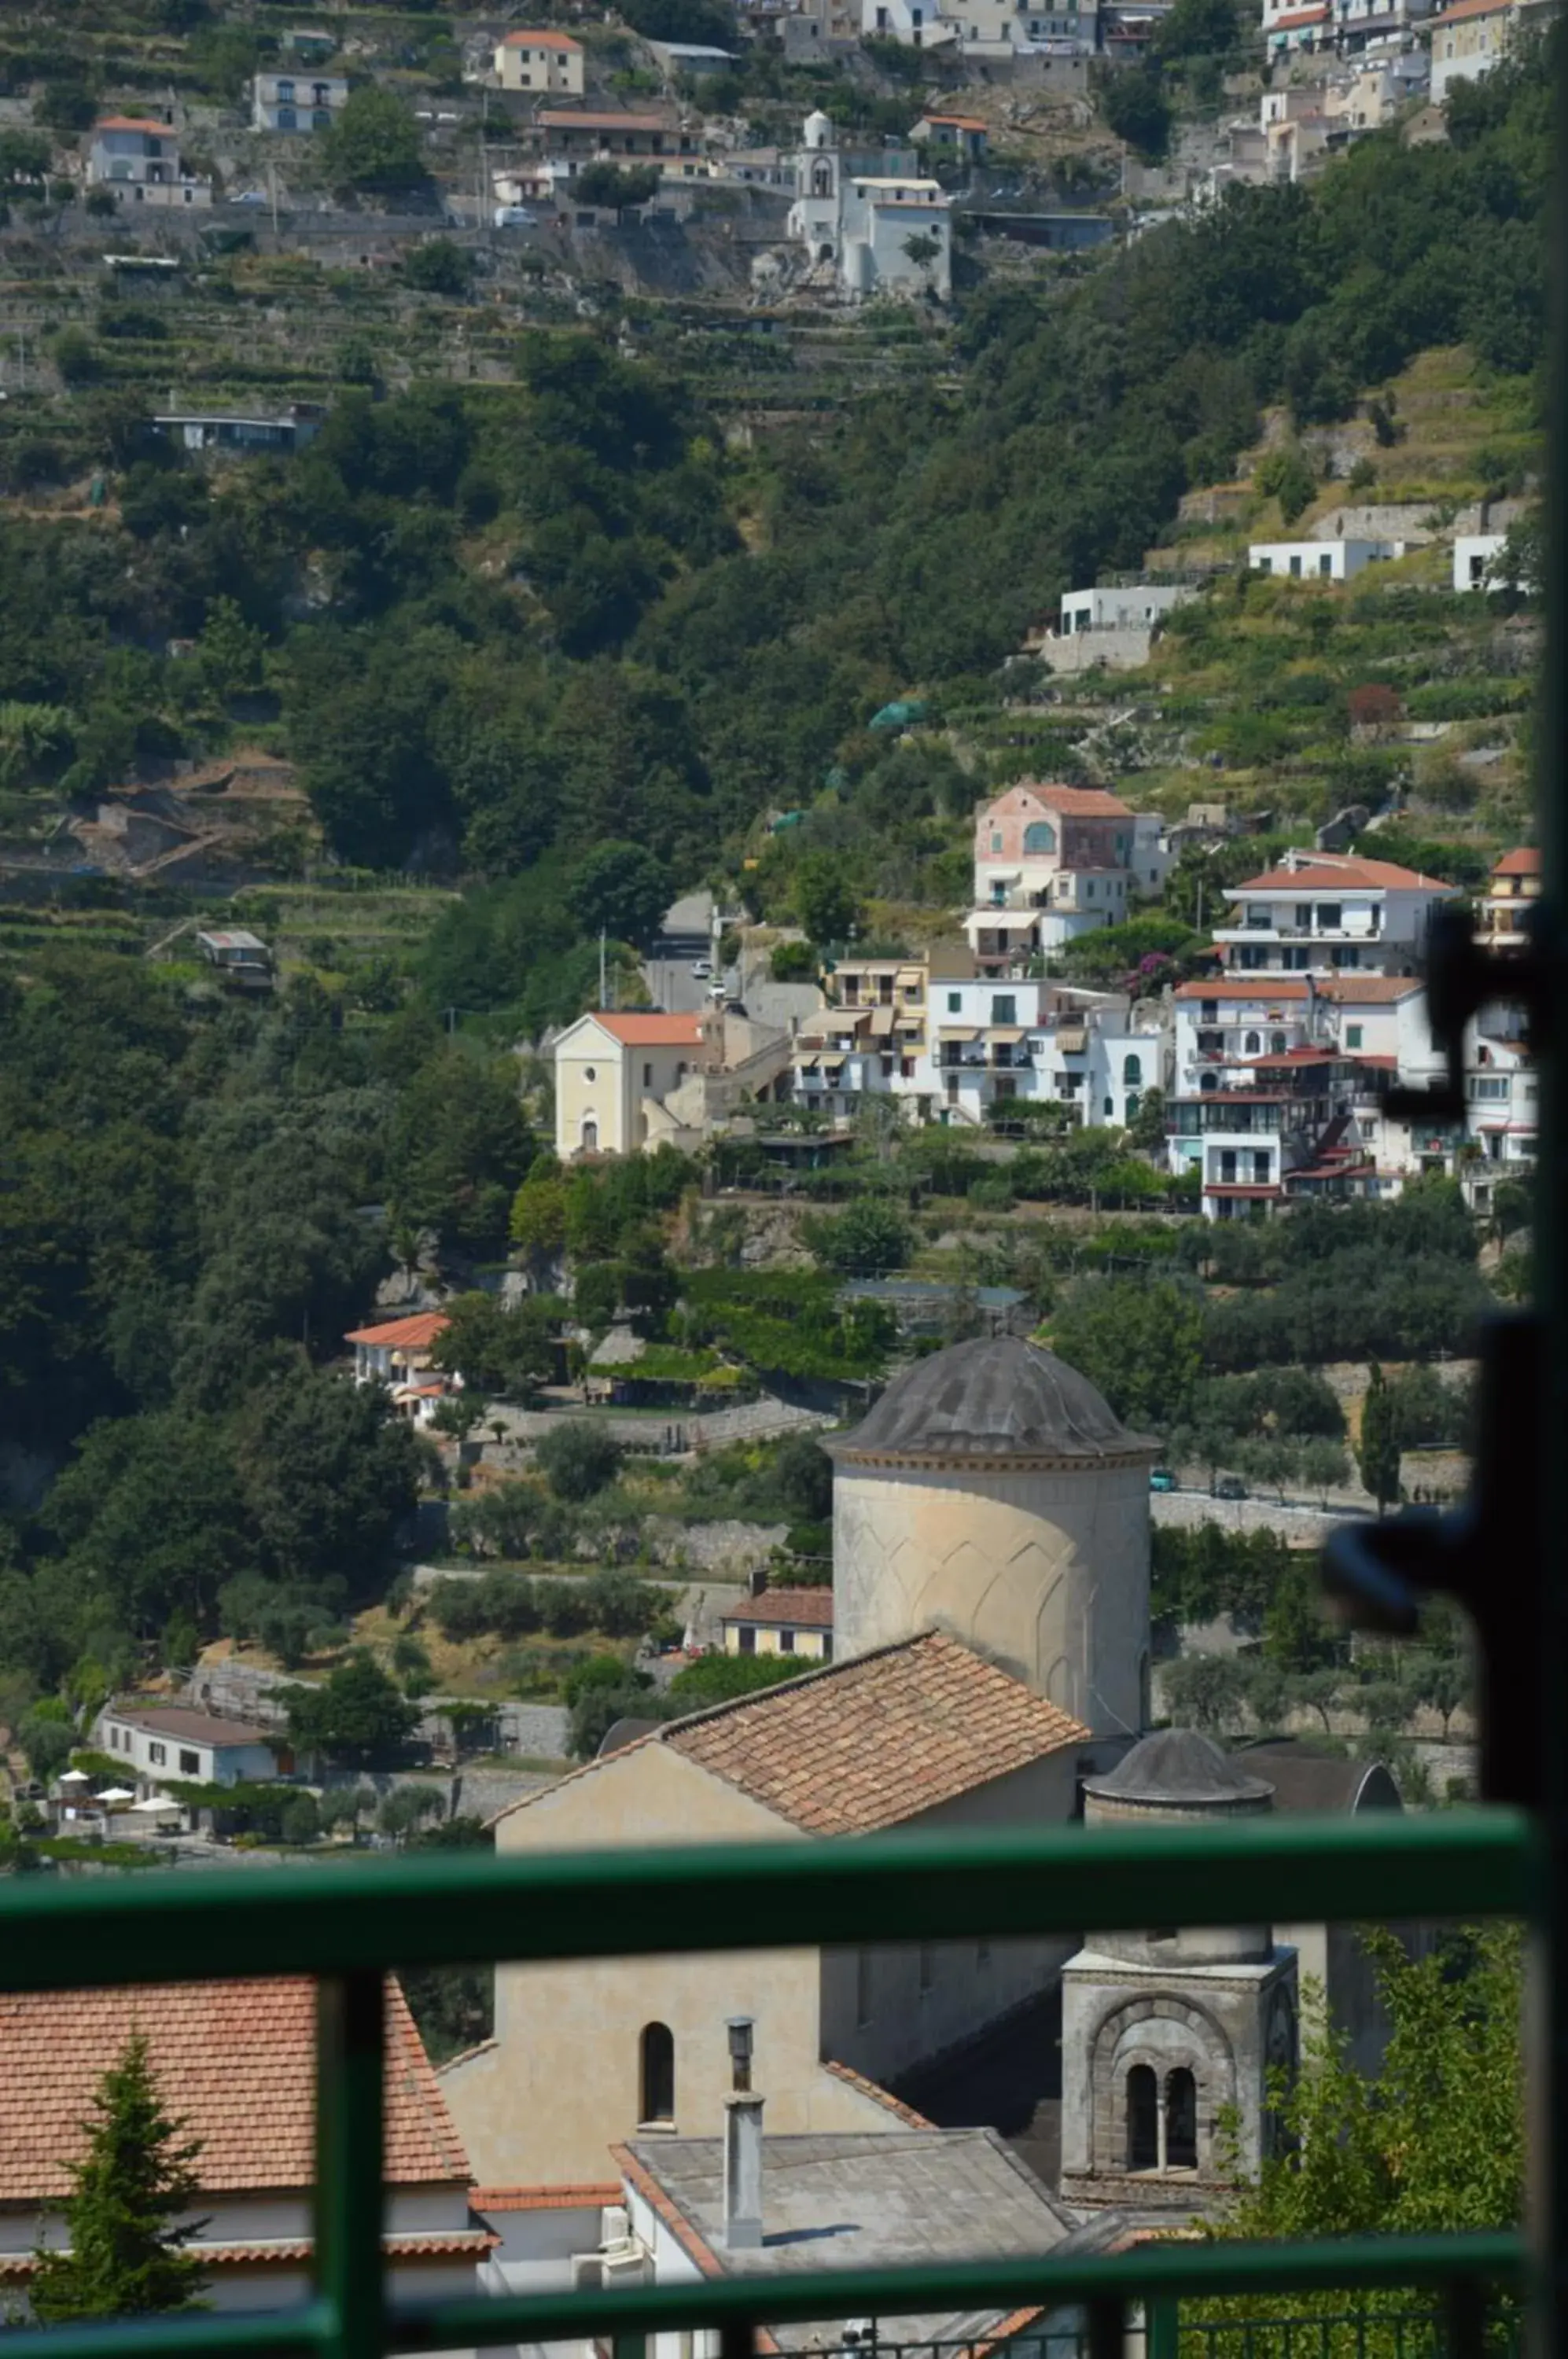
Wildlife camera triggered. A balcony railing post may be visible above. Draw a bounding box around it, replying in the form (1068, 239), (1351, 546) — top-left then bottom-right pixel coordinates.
(315, 1972), (385, 2359)
(1147, 2296), (1180, 2359)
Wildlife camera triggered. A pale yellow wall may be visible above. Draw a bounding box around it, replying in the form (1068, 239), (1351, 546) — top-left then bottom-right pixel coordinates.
(441, 1745), (883, 2185)
(555, 1021), (630, 1159)
(833, 1459), (1150, 1736)
(819, 1750), (1082, 2085)
(495, 40), (585, 92)
(721, 1625), (830, 1660)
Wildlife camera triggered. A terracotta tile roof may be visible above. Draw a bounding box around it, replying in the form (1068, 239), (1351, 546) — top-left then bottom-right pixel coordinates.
(1493, 846), (1541, 877)
(588, 1010), (707, 1045)
(720, 1588), (834, 1630)
(343, 1310), (449, 1350)
(1320, 974), (1424, 1003)
(1032, 784), (1134, 818)
(1229, 857), (1451, 892)
(95, 116), (175, 134)
(921, 112), (989, 128)
(664, 1632), (1088, 1835)
(101, 1702), (271, 1750)
(1174, 978), (1311, 1000)
(1431, 0), (1510, 20)
(1268, 6), (1329, 25)
(821, 2060), (934, 2126)
(0, 2232), (494, 2281)
(488, 1633), (1088, 1836)
(539, 109), (671, 130)
(0, 1979), (469, 2202)
(471, 2182), (621, 2210)
(500, 26), (583, 45)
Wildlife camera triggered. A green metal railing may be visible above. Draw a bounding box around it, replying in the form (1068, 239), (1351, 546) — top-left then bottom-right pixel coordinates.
(0, 1811), (1536, 2359)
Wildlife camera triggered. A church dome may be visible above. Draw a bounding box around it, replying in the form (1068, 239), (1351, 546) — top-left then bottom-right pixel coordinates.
(829, 1335), (1153, 1469)
(1085, 1730), (1274, 1813)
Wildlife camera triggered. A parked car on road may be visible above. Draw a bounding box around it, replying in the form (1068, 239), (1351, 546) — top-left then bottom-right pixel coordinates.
(1150, 1468), (1178, 1492)
(1211, 1474), (1248, 1501)
(690, 959), (712, 978)
(493, 204), (537, 227)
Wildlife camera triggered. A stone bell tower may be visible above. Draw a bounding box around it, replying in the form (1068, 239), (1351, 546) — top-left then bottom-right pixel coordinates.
(1058, 1732), (1298, 2210)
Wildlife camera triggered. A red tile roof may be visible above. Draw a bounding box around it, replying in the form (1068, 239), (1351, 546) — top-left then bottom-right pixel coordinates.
(1229, 858), (1451, 892)
(1320, 974), (1424, 1003)
(1033, 784), (1134, 818)
(822, 2060), (935, 2125)
(94, 116), (175, 134)
(720, 1588), (834, 1630)
(1268, 6), (1328, 25)
(1431, 0), (1510, 20)
(0, 2233), (495, 2281)
(500, 27), (583, 45)
(343, 1310), (449, 1350)
(491, 1632), (1089, 1838)
(1493, 846), (1541, 877)
(0, 1979), (469, 2202)
(539, 109), (670, 129)
(101, 1702), (272, 1750)
(588, 1010), (707, 1045)
(1174, 979), (1311, 1001)
(922, 112), (989, 128)
(664, 1632), (1088, 1835)
(472, 2182), (621, 2211)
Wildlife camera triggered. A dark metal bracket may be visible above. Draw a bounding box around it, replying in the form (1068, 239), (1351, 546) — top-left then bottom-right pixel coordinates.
(1321, 899), (1544, 1804)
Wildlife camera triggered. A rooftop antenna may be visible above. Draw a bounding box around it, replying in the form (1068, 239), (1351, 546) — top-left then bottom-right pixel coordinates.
(599, 926), (607, 1010)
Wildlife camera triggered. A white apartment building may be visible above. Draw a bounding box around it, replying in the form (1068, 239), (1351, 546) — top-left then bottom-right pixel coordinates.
(1166, 967), (1532, 1218)
(792, 955), (1165, 1130)
(1249, 537), (1402, 580)
(1213, 852), (1452, 977)
(86, 116), (212, 208)
(1454, 532), (1506, 591)
(252, 69), (349, 132)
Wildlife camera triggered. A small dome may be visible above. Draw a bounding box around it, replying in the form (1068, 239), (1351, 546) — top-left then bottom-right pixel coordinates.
(803, 108), (834, 148)
(1086, 1730), (1274, 1810)
(828, 1335), (1152, 1467)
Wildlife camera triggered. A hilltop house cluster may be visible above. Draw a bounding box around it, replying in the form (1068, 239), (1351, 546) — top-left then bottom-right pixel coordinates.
(552, 789), (1537, 1224)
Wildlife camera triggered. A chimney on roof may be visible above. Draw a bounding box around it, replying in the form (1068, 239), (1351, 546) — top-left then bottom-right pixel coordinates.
(723, 2017), (763, 2250)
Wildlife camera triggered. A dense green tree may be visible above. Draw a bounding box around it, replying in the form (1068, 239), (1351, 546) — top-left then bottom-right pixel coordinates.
(236, 1371), (421, 1599)
(1357, 1362), (1402, 1514)
(792, 854), (861, 945)
(324, 86), (427, 191)
(31, 2034), (206, 2324)
(1050, 1278), (1203, 1433)
(389, 1051), (535, 1253)
(1206, 1923), (1522, 2246)
(285, 1653), (421, 1767)
(667, 1651), (806, 1706)
(38, 1414), (252, 1640)
(534, 1422), (624, 1503)
(805, 1200), (912, 1279)
(430, 1294), (557, 1400)
(568, 842), (671, 950)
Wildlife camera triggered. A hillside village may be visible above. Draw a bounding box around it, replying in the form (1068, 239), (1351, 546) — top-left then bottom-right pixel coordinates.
(0, 0), (1550, 2335)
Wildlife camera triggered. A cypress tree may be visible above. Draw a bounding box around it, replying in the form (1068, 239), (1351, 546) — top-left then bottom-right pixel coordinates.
(31, 2033), (206, 2324)
(1357, 1360), (1402, 1518)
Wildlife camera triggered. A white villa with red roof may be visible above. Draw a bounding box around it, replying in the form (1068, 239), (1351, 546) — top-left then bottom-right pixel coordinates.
(343, 1309), (455, 1424)
(1213, 849), (1453, 977)
(86, 116), (211, 205)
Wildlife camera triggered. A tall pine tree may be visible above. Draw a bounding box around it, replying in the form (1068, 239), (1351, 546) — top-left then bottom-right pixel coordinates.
(31, 2033), (207, 2324)
(1357, 1360), (1402, 1517)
